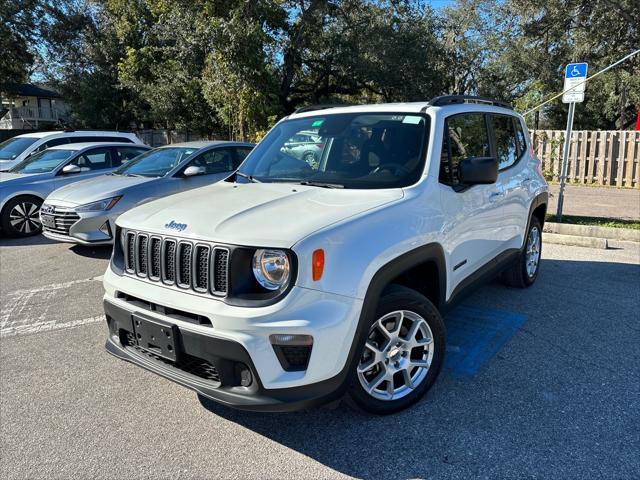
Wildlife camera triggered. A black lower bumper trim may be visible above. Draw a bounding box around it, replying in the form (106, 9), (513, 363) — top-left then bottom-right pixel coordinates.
(104, 299), (347, 412)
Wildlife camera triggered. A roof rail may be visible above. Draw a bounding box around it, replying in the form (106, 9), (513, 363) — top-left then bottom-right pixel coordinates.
(428, 95), (513, 110)
(293, 103), (355, 114)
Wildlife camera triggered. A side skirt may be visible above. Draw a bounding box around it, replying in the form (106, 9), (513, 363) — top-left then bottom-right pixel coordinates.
(442, 248), (520, 314)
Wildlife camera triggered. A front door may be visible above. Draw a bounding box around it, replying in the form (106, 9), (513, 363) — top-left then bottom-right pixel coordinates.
(437, 112), (507, 299)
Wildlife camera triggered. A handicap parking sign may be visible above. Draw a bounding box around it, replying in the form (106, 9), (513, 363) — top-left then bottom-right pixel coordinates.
(563, 62), (588, 103)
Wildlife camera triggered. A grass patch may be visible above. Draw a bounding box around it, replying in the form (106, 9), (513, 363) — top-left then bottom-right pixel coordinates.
(546, 214), (640, 230)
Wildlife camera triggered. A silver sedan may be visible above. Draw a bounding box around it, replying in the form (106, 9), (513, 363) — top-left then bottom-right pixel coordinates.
(0, 142), (150, 237)
(40, 141), (254, 245)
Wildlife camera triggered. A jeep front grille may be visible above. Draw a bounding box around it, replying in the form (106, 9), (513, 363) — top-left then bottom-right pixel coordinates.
(123, 230), (229, 296)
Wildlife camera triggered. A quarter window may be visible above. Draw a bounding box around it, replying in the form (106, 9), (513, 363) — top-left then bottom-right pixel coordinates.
(439, 113), (490, 185)
(514, 118), (528, 157)
(492, 114), (518, 170)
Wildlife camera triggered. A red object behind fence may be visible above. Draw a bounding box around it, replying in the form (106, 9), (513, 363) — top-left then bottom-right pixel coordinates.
(636, 112), (640, 130)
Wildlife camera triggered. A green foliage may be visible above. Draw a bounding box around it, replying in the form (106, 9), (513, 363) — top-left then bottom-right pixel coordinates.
(14, 0), (639, 136)
(0, 0), (41, 92)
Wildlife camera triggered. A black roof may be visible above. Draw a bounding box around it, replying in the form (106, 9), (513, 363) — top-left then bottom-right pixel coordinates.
(3, 83), (61, 99)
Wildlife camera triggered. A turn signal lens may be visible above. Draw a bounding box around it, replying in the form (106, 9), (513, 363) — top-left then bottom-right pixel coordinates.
(312, 249), (324, 281)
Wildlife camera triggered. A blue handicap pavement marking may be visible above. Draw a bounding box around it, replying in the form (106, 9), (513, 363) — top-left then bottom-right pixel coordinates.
(443, 305), (527, 379)
(565, 62), (588, 78)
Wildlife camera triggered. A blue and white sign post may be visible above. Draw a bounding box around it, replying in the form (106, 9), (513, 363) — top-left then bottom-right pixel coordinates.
(557, 62), (588, 221)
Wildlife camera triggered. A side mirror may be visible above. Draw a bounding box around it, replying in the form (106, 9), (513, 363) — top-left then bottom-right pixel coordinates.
(61, 164), (82, 175)
(458, 157), (498, 185)
(183, 165), (206, 177)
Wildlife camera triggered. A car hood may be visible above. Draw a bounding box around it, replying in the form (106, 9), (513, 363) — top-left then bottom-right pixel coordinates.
(47, 174), (156, 205)
(0, 172), (50, 187)
(117, 181), (404, 248)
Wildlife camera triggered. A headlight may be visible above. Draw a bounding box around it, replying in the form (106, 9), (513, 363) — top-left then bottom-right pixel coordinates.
(252, 249), (290, 291)
(75, 196), (122, 212)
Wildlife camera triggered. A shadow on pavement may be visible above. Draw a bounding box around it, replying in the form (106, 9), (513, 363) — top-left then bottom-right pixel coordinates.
(71, 244), (113, 260)
(0, 233), (57, 247)
(197, 257), (640, 479)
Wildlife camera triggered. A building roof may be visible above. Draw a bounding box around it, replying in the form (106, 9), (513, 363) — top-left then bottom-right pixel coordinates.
(3, 84), (62, 99)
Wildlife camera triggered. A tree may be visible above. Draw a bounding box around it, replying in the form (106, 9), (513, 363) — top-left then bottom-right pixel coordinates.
(0, 0), (41, 93)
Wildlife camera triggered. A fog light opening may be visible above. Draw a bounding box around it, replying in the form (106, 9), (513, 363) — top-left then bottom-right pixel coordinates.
(235, 363), (253, 387)
(99, 221), (112, 238)
(270, 334), (313, 372)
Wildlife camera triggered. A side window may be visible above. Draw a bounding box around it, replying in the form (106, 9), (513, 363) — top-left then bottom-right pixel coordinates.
(491, 114), (518, 170)
(103, 136), (133, 143)
(70, 148), (112, 171)
(514, 118), (528, 157)
(34, 138), (69, 153)
(439, 113), (490, 185)
(45, 138), (70, 149)
(233, 147), (253, 169)
(189, 148), (234, 174)
(112, 147), (147, 166)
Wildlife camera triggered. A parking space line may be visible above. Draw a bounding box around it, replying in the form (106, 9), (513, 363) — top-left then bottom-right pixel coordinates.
(0, 316), (103, 338)
(1, 276), (104, 338)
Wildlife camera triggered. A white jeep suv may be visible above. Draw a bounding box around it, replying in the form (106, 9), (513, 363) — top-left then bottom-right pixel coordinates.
(103, 96), (548, 414)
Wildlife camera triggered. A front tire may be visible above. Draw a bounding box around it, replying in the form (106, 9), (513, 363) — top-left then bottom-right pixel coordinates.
(1, 196), (43, 237)
(502, 216), (542, 288)
(347, 285), (446, 414)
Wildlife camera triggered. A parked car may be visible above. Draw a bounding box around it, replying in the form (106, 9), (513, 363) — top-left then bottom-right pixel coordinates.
(103, 96), (548, 414)
(0, 130), (144, 171)
(0, 142), (150, 237)
(280, 130), (324, 166)
(41, 141), (254, 245)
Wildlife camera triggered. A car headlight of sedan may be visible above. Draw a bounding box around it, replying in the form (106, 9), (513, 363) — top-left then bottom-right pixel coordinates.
(252, 249), (291, 291)
(75, 196), (122, 212)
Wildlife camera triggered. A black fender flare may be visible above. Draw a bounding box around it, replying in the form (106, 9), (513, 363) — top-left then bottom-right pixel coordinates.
(325, 243), (447, 398)
(523, 191), (549, 249)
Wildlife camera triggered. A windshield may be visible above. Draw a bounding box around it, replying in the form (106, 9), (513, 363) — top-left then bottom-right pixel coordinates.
(8, 149), (75, 174)
(236, 113), (429, 189)
(114, 147), (196, 177)
(0, 137), (38, 160)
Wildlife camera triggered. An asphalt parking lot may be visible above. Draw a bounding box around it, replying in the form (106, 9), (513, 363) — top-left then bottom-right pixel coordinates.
(1, 236), (639, 479)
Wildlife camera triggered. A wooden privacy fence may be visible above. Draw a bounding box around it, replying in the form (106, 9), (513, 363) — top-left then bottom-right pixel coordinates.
(134, 129), (215, 147)
(530, 130), (640, 188)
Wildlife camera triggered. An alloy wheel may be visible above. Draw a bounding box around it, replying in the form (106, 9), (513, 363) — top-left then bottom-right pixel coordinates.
(357, 310), (434, 401)
(526, 226), (541, 278)
(9, 201), (41, 234)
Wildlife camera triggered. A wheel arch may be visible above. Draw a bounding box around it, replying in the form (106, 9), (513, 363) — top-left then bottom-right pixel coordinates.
(525, 191), (548, 246)
(328, 242), (447, 400)
(1, 192), (45, 217)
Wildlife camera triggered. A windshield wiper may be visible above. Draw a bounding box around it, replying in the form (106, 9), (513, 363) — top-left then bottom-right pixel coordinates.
(235, 171), (261, 183)
(298, 180), (344, 189)
(125, 173), (144, 177)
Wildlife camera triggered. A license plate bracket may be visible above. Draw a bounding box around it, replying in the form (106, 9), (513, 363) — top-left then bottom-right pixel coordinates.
(131, 315), (179, 362)
(41, 214), (56, 229)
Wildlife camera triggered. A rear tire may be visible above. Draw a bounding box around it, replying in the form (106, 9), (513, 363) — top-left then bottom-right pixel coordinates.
(346, 285), (445, 415)
(1, 196), (43, 237)
(502, 216), (542, 288)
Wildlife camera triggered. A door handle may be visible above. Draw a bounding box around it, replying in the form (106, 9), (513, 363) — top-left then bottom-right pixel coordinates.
(522, 178), (532, 185)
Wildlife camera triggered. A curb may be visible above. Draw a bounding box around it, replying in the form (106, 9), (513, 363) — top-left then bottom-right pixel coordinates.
(544, 222), (640, 242)
(543, 232), (608, 249)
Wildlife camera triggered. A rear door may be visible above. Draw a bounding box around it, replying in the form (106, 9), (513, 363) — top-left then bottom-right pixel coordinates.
(438, 112), (507, 296)
(492, 114), (531, 250)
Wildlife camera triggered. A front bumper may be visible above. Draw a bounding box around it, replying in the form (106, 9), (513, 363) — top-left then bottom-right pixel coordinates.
(103, 268), (363, 411)
(41, 205), (117, 245)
